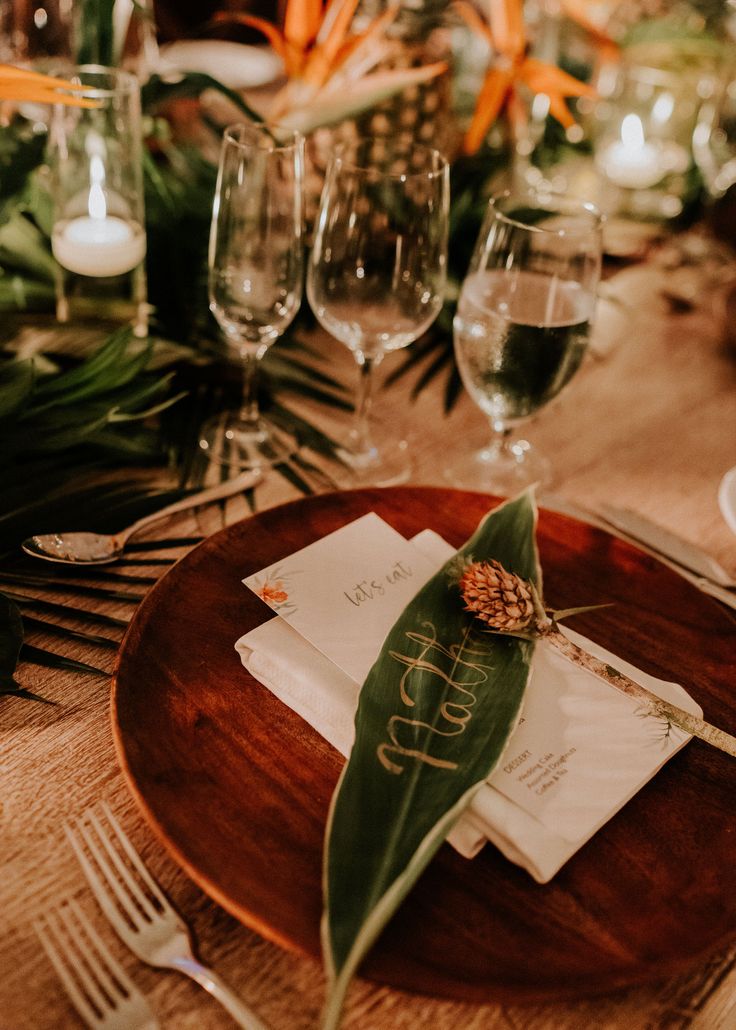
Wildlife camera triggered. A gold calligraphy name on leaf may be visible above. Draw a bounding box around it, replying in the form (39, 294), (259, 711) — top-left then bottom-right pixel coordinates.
(377, 620), (496, 774)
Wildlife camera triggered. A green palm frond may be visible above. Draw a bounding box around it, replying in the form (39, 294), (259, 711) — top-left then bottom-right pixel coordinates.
(1, 328), (182, 470)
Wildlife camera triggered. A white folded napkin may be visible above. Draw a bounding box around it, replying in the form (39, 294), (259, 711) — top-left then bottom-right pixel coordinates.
(236, 532), (702, 883)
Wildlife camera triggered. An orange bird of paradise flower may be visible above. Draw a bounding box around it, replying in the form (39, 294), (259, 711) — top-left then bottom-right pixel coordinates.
(0, 64), (100, 107)
(214, 0), (447, 133)
(455, 0), (600, 155)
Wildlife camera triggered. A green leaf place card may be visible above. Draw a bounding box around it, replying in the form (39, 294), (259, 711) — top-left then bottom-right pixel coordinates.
(239, 511), (701, 879)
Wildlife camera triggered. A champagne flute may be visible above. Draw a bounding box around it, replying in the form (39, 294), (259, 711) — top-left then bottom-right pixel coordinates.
(199, 122), (304, 470)
(307, 138), (449, 485)
(449, 189), (602, 493)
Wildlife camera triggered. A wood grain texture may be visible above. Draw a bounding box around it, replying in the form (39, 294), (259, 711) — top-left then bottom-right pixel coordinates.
(113, 487), (736, 1006)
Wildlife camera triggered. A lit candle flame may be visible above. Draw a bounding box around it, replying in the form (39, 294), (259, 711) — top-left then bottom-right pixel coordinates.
(620, 113), (645, 150)
(88, 153), (106, 221)
(88, 182), (107, 220)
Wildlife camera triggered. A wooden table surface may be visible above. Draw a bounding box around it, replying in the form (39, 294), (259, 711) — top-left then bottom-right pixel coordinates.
(2, 235), (736, 1029)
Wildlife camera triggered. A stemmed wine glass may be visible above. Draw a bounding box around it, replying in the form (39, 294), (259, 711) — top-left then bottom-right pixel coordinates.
(693, 75), (736, 201)
(199, 122), (304, 470)
(307, 138), (449, 485)
(448, 189), (603, 493)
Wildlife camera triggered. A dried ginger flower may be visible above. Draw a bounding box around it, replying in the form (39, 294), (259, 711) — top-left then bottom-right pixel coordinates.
(459, 559), (535, 632)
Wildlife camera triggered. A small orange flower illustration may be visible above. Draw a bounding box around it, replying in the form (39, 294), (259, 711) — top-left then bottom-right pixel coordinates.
(258, 580), (289, 605)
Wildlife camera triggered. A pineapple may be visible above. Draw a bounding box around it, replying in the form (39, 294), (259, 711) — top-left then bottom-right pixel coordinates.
(354, 0), (457, 157)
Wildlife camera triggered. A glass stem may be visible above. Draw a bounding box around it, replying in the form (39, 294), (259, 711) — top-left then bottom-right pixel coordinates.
(238, 348), (261, 425)
(353, 353), (381, 459)
(489, 419), (512, 456)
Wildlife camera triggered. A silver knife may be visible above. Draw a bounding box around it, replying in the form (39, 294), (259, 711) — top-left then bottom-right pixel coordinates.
(597, 505), (736, 610)
(541, 496), (736, 611)
(599, 505), (736, 587)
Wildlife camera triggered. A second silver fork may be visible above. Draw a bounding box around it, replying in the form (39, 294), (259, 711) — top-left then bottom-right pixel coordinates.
(66, 802), (268, 1030)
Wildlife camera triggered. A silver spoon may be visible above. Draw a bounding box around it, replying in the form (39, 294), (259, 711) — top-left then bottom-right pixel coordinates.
(21, 470), (261, 565)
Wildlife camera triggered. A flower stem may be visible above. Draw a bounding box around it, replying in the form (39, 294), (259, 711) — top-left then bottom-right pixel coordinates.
(545, 628), (736, 758)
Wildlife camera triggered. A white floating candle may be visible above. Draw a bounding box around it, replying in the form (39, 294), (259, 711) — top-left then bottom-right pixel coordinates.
(598, 114), (664, 191)
(52, 216), (146, 277)
(52, 182), (146, 278)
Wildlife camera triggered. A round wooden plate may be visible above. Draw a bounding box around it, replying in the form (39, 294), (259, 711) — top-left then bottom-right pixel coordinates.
(112, 487), (736, 1004)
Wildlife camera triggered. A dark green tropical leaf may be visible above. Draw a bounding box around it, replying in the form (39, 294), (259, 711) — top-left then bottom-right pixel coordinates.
(21, 615), (119, 650)
(20, 643), (109, 677)
(323, 492), (540, 1026)
(0, 272), (55, 313)
(0, 121), (46, 203)
(0, 358), (35, 419)
(0, 208), (56, 281)
(75, 0), (116, 64)
(142, 72), (265, 126)
(0, 592), (23, 688)
(31, 328), (136, 400)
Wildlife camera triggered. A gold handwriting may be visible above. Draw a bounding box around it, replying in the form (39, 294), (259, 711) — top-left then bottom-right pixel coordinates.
(376, 622), (497, 775)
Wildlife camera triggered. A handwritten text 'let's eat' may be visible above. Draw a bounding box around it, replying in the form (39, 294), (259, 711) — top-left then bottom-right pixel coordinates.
(343, 561), (413, 607)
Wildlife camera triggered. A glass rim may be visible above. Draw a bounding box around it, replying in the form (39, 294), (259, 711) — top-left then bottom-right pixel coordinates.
(488, 190), (604, 236)
(223, 121), (303, 153)
(331, 139), (449, 180)
(53, 64), (140, 98)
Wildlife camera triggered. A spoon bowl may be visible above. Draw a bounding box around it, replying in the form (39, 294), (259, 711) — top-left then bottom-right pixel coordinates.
(23, 531), (124, 565)
(21, 471), (260, 566)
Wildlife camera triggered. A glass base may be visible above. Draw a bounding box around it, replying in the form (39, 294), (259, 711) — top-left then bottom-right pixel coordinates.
(444, 435), (551, 496)
(198, 413), (296, 472)
(335, 430), (411, 488)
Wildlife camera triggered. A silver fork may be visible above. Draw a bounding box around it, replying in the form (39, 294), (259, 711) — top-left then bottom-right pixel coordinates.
(33, 897), (159, 1030)
(65, 803), (268, 1030)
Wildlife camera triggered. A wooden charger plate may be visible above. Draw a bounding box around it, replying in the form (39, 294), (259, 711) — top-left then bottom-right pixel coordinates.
(113, 487), (736, 1004)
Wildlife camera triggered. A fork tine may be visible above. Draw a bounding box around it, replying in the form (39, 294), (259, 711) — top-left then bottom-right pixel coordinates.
(83, 808), (159, 922)
(100, 802), (170, 911)
(53, 902), (113, 1014)
(66, 897), (139, 1002)
(34, 910), (99, 1028)
(74, 812), (156, 926)
(65, 820), (138, 934)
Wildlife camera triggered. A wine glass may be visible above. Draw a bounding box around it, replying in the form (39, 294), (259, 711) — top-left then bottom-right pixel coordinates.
(693, 74), (736, 201)
(198, 122), (304, 470)
(449, 189), (602, 493)
(307, 138), (449, 485)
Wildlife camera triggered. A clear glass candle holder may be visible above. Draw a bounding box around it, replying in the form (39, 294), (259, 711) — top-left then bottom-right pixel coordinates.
(49, 65), (147, 334)
(591, 61), (703, 220)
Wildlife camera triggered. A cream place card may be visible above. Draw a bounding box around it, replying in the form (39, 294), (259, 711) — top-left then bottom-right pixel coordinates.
(243, 513), (439, 684)
(486, 630), (702, 843)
